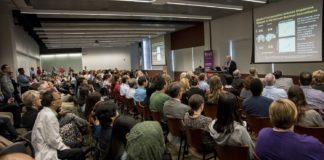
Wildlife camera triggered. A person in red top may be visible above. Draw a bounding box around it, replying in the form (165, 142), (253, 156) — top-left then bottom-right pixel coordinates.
(59, 66), (65, 76)
(36, 66), (42, 76)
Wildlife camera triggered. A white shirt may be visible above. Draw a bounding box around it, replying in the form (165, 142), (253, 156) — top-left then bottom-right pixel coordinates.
(120, 83), (130, 96)
(262, 86), (287, 101)
(32, 107), (69, 160)
(126, 88), (136, 99)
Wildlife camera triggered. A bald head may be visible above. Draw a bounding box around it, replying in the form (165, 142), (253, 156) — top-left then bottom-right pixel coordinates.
(264, 73), (276, 86)
(226, 55), (231, 62)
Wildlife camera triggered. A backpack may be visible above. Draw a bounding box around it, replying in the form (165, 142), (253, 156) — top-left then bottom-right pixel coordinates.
(60, 121), (83, 148)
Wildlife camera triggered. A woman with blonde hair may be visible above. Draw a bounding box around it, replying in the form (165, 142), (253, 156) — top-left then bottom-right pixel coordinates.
(22, 90), (42, 131)
(206, 75), (223, 104)
(256, 99), (324, 159)
(312, 69), (324, 92)
(179, 78), (190, 93)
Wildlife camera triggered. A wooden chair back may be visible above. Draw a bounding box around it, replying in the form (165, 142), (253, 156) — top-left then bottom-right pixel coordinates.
(167, 118), (184, 137)
(186, 128), (204, 153)
(215, 144), (249, 160)
(294, 125), (324, 144)
(203, 103), (218, 119)
(126, 98), (136, 112)
(246, 115), (272, 134)
(151, 111), (162, 122)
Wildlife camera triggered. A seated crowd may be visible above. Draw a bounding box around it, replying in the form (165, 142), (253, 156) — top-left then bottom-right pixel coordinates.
(0, 63), (323, 160)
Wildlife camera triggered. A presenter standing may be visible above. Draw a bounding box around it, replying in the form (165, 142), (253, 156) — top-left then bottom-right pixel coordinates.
(224, 55), (237, 75)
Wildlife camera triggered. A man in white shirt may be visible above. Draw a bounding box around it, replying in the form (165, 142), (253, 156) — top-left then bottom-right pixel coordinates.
(32, 90), (84, 160)
(262, 73), (287, 100)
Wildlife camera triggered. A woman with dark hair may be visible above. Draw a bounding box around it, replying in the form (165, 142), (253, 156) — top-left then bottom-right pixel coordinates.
(287, 85), (324, 127)
(240, 76), (254, 99)
(182, 75), (205, 105)
(95, 101), (119, 159)
(208, 93), (254, 159)
(104, 115), (137, 160)
(84, 92), (101, 121)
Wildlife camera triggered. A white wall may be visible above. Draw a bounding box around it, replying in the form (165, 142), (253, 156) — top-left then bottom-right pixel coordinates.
(82, 47), (131, 70)
(210, 1), (324, 75)
(15, 26), (40, 76)
(41, 54), (82, 73)
(173, 46), (204, 72)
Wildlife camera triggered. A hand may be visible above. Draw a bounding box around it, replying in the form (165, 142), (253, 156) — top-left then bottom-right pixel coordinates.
(7, 98), (15, 104)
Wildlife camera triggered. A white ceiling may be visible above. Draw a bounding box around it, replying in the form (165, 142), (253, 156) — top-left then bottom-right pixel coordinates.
(9, 0), (282, 50)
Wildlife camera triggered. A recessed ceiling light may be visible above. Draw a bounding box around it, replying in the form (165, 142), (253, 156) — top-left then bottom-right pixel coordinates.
(241, 0), (267, 4)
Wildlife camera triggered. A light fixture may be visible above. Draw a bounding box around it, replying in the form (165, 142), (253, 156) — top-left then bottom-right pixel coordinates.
(166, 0), (243, 10)
(112, 0), (243, 10)
(33, 27), (176, 32)
(36, 31), (166, 35)
(241, 0), (267, 3)
(21, 9), (212, 20)
(39, 34), (154, 38)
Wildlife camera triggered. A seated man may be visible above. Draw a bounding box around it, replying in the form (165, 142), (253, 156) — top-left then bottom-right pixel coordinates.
(256, 99), (324, 159)
(32, 90), (85, 160)
(149, 75), (170, 115)
(243, 78), (273, 117)
(273, 70), (293, 91)
(299, 72), (324, 110)
(262, 73), (287, 100)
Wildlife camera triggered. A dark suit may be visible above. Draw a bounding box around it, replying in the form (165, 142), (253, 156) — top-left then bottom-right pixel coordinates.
(226, 60), (237, 75)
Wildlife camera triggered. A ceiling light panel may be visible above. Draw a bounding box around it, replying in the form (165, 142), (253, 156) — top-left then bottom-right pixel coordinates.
(166, 0), (243, 10)
(37, 31), (166, 35)
(33, 27), (176, 31)
(241, 0), (267, 3)
(21, 9), (212, 20)
(39, 35), (155, 38)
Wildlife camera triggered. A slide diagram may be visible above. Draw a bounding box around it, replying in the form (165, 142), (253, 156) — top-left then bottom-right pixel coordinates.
(279, 37), (295, 53)
(256, 33), (277, 43)
(278, 20), (296, 37)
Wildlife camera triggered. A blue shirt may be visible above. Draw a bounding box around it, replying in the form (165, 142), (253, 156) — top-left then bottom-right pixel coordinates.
(262, 86), (287, 100)
(256, 128), (324, 160)
(198, 81), (209, 91)
(300, 85), (324, 110)
(134, 87), (146, 102)
(243, 96), (273, 117)
(17, 74), (30, 87)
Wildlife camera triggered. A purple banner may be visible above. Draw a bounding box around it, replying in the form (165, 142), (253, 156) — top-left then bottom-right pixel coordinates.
(204, 50), (214, 71)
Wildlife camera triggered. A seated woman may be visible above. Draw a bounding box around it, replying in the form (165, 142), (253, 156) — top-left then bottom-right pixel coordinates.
(126, 121), (166, 160)
(184, 94), (212, 131)
(182, 75), (205, 105)
(256, 99), (324, 159)
(208, 93), (254, 159)
(288, 85), (324, 127)
(205, 75), (225, 105)
(240, 76), (254, 100)
(21, 90), (42, 131)
(105, 115), (137, 160)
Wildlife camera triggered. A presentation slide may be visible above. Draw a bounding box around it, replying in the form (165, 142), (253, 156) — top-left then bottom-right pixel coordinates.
(152, 42), (166, 65)
(254, 0), (322, 63)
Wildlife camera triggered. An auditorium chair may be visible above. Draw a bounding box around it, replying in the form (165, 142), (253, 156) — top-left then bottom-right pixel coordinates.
(246, 115), (272, 135)
(294, 125), (324, 144)
(203, 103), (218, 119)
(214, 144), (249, 160)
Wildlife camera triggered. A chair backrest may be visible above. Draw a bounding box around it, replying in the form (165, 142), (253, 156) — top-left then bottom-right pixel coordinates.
(203, 103), (218, 119)
(215, 144), (249, 160)
(126, 98), (136, 111)
(137, 102), (151, 120)
(151, 111), (162, 122)
(0, 141), (28, 156)
(246, 115), (271, 134)
(186, 128), (204, 153)
(167, 118), (184, 137)
(294, 125), (324, 144)
(15, 131), (34, 157)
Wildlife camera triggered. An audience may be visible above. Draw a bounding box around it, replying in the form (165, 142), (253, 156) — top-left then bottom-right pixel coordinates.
(240, 76), (254, 99)
(273, 70), (293, 91)
(0, 86), (21, 128)
(134, 76), (147, 103)
(119, 75), (129, 96)
(126, 121), (165, 160)
(243, 78), (273, 117)
(198, 73), (209, 92)
(312, 69), (324, 92)
(223, 74), (240, 96)
(184, 94), (212, 131)
(299, 72), (324, 110)
(0, 65), (14, 99)
(105, 115), (137, 160)
(231, 69), (244, 94)
(182, 75), (204, 105)
(17, 68), (30, 94)
(255, 99), (324, 159)
(209, 93), (254, 159)
(125, 78), (136, 99)
(149, 76), (170, 115)
(249, 67), (258, 78)
(206, 75), (223, 105)
(32, 90), (85, 160)
(21, 90), (42, 131)
(95, 101), (119, 159)
(262, 73), (287, 100)
(288, 85), (324, 127)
